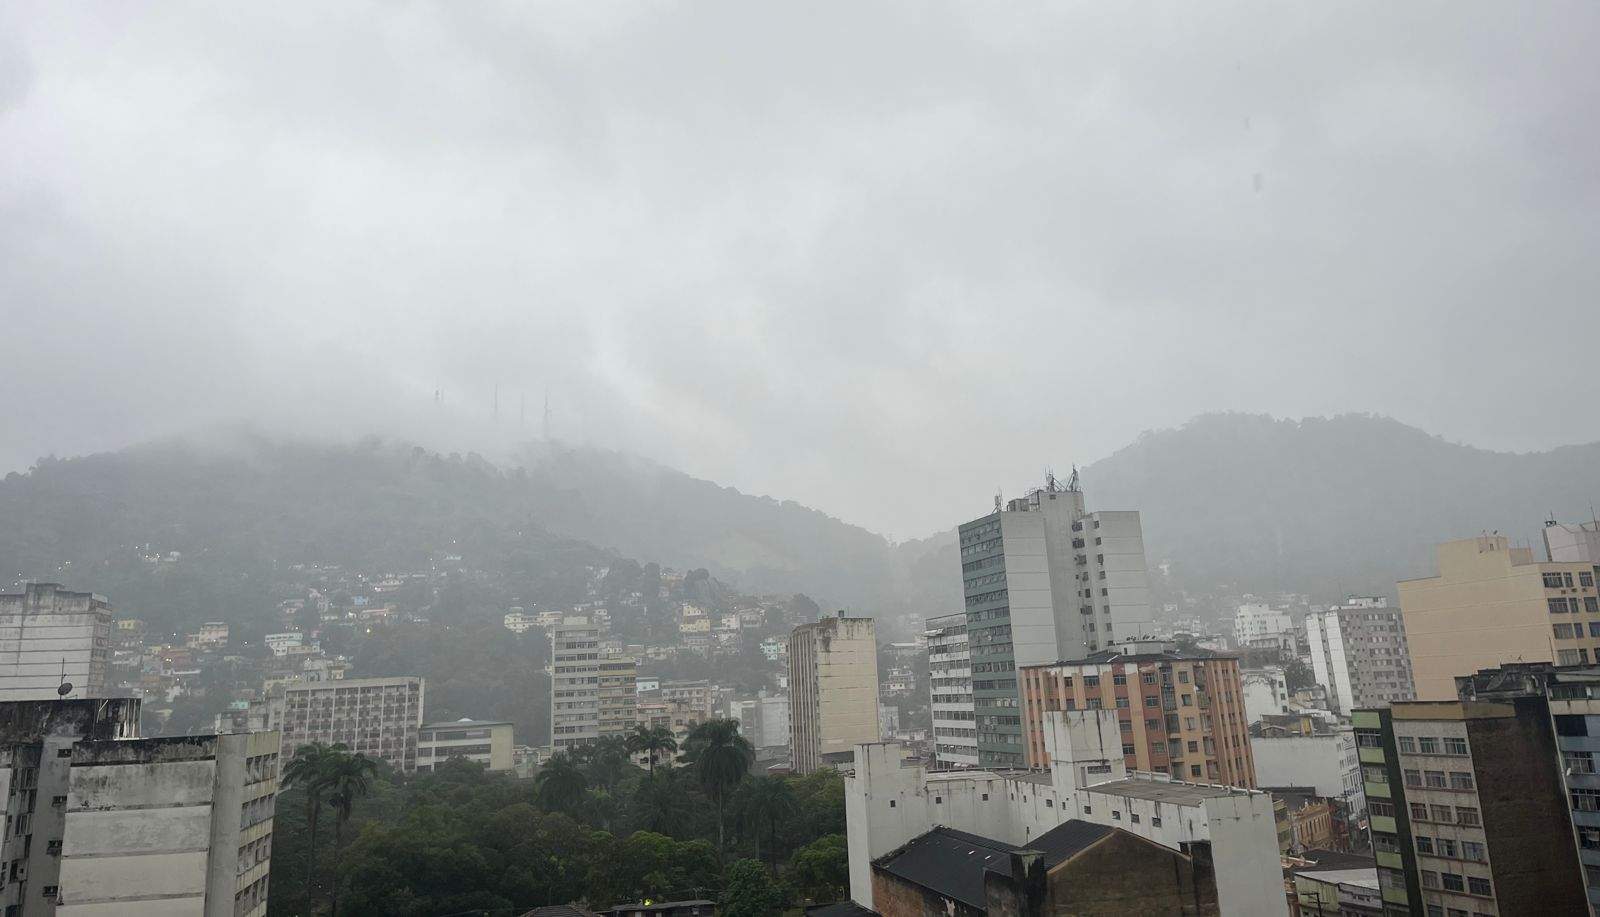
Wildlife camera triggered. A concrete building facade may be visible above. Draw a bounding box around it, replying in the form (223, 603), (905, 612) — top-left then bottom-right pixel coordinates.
(596, 656), (637, 741)
(925, 612), (977, 768)
(0, 585), (113, 701)
(1546, 519), (1600, 564)
(1233, 603), (1293, 652)
(57, 730), (280, 917)
(1250, 728), (1363, 816)
(416, 719), (514, 772)
(1018, 642), (1256, 788)
(953, 477), (1154, 768)
(1306, 596), (1415, 715)
(280, 675), (423, 773)
(845, 711), (1285, 916)
(1353, 698), (1587, 917)
(1400, 535), (1600, 699)
(550, 617), (601, 751)
(0, 698), (278, 917)
(1240, 666), (1290, 723)
(789, 614), (880, 773)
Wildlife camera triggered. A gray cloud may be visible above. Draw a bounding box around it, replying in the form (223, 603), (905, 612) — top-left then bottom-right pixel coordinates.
(3, 1), (1598, 538)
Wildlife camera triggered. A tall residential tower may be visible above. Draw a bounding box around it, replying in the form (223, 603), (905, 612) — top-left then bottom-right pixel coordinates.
(1306, 595), (1415, 715)
(953, 475), (1154, 768)
(788, 613), (880, 773)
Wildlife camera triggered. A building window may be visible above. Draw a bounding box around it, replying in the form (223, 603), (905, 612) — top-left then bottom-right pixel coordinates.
(1082, 805), (1091, 814)
(1554, 623), (1576, 639)
(1444, 737), (1468, 756)
(1441, 872), (1465, 892)
(1421, 870), (1439, 889)
(1404, 769), (1423, 787)
(1111, 810), (1121, 820)
(50, 796), (66, 807)
(1455, 805), (1480, 826)
(981, 794), (988, 801)
(1583, 571), (1596, 588)
(1437, 838), (1457, 858)
(1424, 770), (1447, 788)
(1462, 840), (1486, 861)
(1370, 801), (1396, 817)
(1410, 802), (1429, 820)
(1130, 812), (1140, 823)
(1573, 789), (1600, 812)
(42, 886), (58, 898)
(934, 796), (942, 804)
(1150, 816), (1162, 827)
(1467, 875), (1491, 896)
(1045, 799), (1053, 808)
(1579, 826), (1600, 849)
(45, 840), (60, 855)
(1398, 736), (1416, 753)
(888, 800), (895, 808)
(1418, 737), (1440, 754)
(1121, 744), (1135, 755)
(56, 748), (71, 758)
(1113, 672), (1127, 686)
(1449, 772), (1474, 790)
(1416, 836), (1433, 854)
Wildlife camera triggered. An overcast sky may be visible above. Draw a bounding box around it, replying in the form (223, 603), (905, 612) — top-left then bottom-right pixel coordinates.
(3, 2), (1598, 538)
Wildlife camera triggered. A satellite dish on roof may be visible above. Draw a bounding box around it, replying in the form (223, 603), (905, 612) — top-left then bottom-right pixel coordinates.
(57, 683), (72, 697)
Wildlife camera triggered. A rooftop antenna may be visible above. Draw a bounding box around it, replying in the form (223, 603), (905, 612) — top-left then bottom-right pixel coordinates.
(1066, 465), (1081, 493)
(994, 489), (1002, 513)
(56, 657), (71, 698)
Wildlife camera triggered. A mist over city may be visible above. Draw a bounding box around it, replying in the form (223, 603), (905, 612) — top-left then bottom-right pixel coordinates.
(3, 4), (1600, 917)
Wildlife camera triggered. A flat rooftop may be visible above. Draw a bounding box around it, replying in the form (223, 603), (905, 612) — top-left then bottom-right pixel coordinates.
(1085, 776), (1255, 805)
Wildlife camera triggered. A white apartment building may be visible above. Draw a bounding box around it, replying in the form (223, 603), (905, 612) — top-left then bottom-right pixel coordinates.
(1305, 595), (1415, 715)
(1545, 518), (1600, 563)
(1233, 602), (1294, 651)
(954, 476), (1156, 768)
(550, 617), (601, 751)
(731, 692), (790, 749)
(925, 612), (977, 767)
(0, 584), (113, 701)
(846, 710), (1286, 916)
(1249, 728), (1364, 814)
(789, 614), (880, 774)
(1241, 665), (1290, 723)
(503, 609), (538, 634)
(0, 697), (278, 917)
(417, 719), (514, 772)
(280, 675), (424, 772)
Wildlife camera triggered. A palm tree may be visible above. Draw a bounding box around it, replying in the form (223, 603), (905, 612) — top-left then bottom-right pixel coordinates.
(281, 742), (338, 905)
(584, 735), (635, 792)
(535, 752), (588, 813)
(632, 770), (693, 833)
(627, 724), (679, 775)
(737, 775), (796, 864)
(321, 749), (377, 917)
(685, 718), (754, 857)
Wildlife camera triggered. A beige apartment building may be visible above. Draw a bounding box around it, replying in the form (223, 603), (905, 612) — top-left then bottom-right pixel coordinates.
(788, 613), (880, 773)
(1019, 641), (1257, 788)
(1400, 534), (1600, 699)
(597, 655), (638, 739)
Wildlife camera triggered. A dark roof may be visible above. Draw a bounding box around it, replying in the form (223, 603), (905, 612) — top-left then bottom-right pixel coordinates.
(873, 822), (1115, 908)
(520, 907), (599, 917)
(804, 903), (878, 917)
(1287, 848), (1376, 876)
(1029, 819), (1116, 864)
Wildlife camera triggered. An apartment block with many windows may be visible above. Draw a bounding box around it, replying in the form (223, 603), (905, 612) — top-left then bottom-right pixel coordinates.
(550, 617), (601, 751)
(954, 476), (1154, 769)
(925, 612), (976, 768)
(1400, 534), (1600, 700)
(1353, 698), (1587, 916)
(1307, 595), (1416, 715)
(1019, 641), (1255, 787)
(280, 675), (423, 772)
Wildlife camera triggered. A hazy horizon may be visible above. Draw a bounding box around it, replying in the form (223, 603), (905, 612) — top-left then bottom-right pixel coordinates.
(5, 2), (1599, 538)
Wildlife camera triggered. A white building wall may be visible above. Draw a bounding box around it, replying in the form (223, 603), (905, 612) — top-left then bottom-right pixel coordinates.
(1250, 731), (1364, 811)
(846, 712), (1286, 916)
(1241, 666), (1290, 723)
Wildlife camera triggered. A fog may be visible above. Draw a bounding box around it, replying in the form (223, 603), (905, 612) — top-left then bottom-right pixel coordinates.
(3, 2), (1598, 538)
